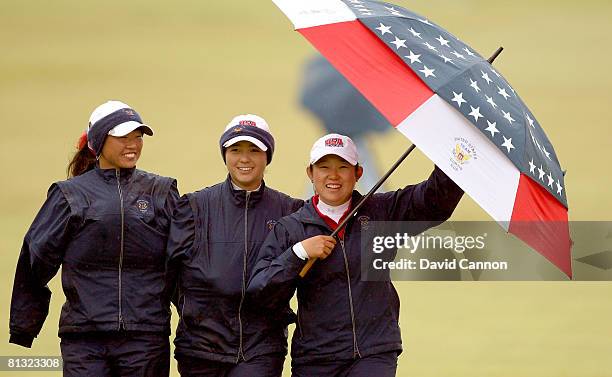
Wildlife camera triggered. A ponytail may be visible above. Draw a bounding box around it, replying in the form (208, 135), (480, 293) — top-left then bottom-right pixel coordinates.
(67, 131), (96, 178)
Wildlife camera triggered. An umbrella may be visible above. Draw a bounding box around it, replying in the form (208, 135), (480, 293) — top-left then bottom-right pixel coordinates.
(273, 0), (571, 277)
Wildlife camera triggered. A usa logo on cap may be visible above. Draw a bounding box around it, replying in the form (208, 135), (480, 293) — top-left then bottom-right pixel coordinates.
(325, 137), (344, 148)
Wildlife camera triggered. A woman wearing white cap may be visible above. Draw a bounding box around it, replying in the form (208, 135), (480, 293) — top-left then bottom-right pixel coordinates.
(9, 100), (179, 376)
(167, 114), (303, 376)
(248, 133), (464, 376)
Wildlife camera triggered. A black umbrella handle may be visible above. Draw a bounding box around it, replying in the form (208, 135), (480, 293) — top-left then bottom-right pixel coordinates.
(299, 144), (417, 278)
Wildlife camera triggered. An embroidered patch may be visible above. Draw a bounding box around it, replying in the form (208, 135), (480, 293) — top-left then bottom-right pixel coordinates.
(358, 215), (370, 229)
(266, 219), (278, 231)
(136, 199), (150, 213)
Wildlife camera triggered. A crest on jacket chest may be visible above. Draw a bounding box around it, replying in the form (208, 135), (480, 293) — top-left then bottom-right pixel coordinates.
(136, 199), (150, 213)
(266, 219), (278, 231)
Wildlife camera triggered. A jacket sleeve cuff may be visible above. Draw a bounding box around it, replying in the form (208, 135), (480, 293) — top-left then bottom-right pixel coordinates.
(9, 333), (34, 348)
(292, 242), (309, 260)
(280, 246), (308, 273)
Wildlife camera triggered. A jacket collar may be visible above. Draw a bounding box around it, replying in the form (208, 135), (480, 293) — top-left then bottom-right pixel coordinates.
(95, 165), (136, 183)
(298, 191), (363, 230)
(224, 175), (266, 208)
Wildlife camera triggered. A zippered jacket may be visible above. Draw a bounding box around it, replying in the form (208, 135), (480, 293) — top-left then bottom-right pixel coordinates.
(167, 176), (303, 364)
(9, 167), (178, 348)
(247, 166), (463, 364)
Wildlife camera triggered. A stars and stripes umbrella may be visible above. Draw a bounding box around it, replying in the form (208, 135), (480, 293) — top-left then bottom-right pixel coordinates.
(273, 0), (572, 277)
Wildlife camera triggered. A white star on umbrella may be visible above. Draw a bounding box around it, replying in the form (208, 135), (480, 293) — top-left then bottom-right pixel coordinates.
(529, 159), (536, 174)
(451, 91), (467, 108)
(556, 180), (564, 195)
(419, 18), (433, 25)
(538, 166), (546, 180)
(408, 27), (422, 39)
(439, 54), (453, 64)
(390, 37), (407, 49)
(485, 95), (498, 109)
(451, 50), (466, 59)
(501, 136), (515, 153)
(501, 109), (515, 124)
(469, 78), (481, 93)
(547, 173), (554, 187)
(436, 35), (450, 47)
(497, 86), (511, 100)
(468, 106), (483, 122)
(485, 120), (499, 137)
(481, 71), (493, 85)
(419, 66), (436, 78)
(384, 6), (402, 15)
(526, 114), (535, 128)
(463, 47), (476, 57)
(405, 51), (421, 64)
(423, 42), (437, 52)
(490, 67), (502, 78)
(375, 23), (392, 35)
(542, 146), (551, 160)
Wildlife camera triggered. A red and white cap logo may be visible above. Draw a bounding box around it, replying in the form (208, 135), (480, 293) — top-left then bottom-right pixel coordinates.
(310, 133), (358, 166)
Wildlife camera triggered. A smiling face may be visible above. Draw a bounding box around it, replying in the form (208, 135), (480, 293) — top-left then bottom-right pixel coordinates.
(307, 154), (363, 206)
(225, 140), (267, 191)
(98, 129), (143, 170)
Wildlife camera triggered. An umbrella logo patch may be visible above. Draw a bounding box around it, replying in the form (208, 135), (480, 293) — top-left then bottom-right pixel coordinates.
(325, 137), (344, 147)
(136, 199), (150, 213)
(450, 137), (478, 171)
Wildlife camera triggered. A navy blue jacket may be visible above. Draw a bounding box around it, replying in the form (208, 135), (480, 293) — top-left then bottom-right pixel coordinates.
(247, 167), (463, 364)
(9, 167), (178, 347)
(167, 176), (303, 363)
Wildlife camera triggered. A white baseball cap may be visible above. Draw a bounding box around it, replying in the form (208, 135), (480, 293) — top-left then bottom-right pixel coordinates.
(88, 100), (153, 137)
(310, 133), (359, 166)
(222, 114), (271, 151)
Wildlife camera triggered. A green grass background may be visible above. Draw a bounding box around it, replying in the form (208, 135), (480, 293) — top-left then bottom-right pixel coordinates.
(1, 1), (611, 376)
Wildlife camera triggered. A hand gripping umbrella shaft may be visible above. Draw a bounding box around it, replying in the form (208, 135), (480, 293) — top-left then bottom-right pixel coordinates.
(298, 48), (504, 278)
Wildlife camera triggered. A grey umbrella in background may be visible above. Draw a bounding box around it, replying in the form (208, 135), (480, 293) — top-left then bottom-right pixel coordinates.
(300, 54), (392, 192)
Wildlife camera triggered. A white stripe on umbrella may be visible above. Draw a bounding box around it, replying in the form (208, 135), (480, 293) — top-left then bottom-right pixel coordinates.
(396, 94), (520, 227)
(272, 0), (355, 29)
(273, 0), (571, 277)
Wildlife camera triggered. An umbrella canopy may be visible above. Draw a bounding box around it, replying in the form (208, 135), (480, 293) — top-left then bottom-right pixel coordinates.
(273, 0), (571, 277)
(301, 54), (391, 136)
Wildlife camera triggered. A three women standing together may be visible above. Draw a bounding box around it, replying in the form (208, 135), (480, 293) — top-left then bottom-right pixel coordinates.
(9, 101), (463, 377)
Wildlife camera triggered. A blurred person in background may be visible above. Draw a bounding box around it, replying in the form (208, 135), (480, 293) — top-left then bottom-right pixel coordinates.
(248, 133), (463, 377)
(301, 54), (393, 193)
(9, 100), (179, 376)
(167, 114), (303, 377)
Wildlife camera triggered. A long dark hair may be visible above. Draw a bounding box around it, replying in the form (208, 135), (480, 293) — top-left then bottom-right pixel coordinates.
(67, 132), (96, 178)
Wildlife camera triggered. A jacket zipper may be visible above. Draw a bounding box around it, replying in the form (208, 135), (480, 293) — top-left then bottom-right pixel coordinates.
(115, 169), (126, 331)
(340, 238), (361, 359)
(236, 191), (250, 363)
